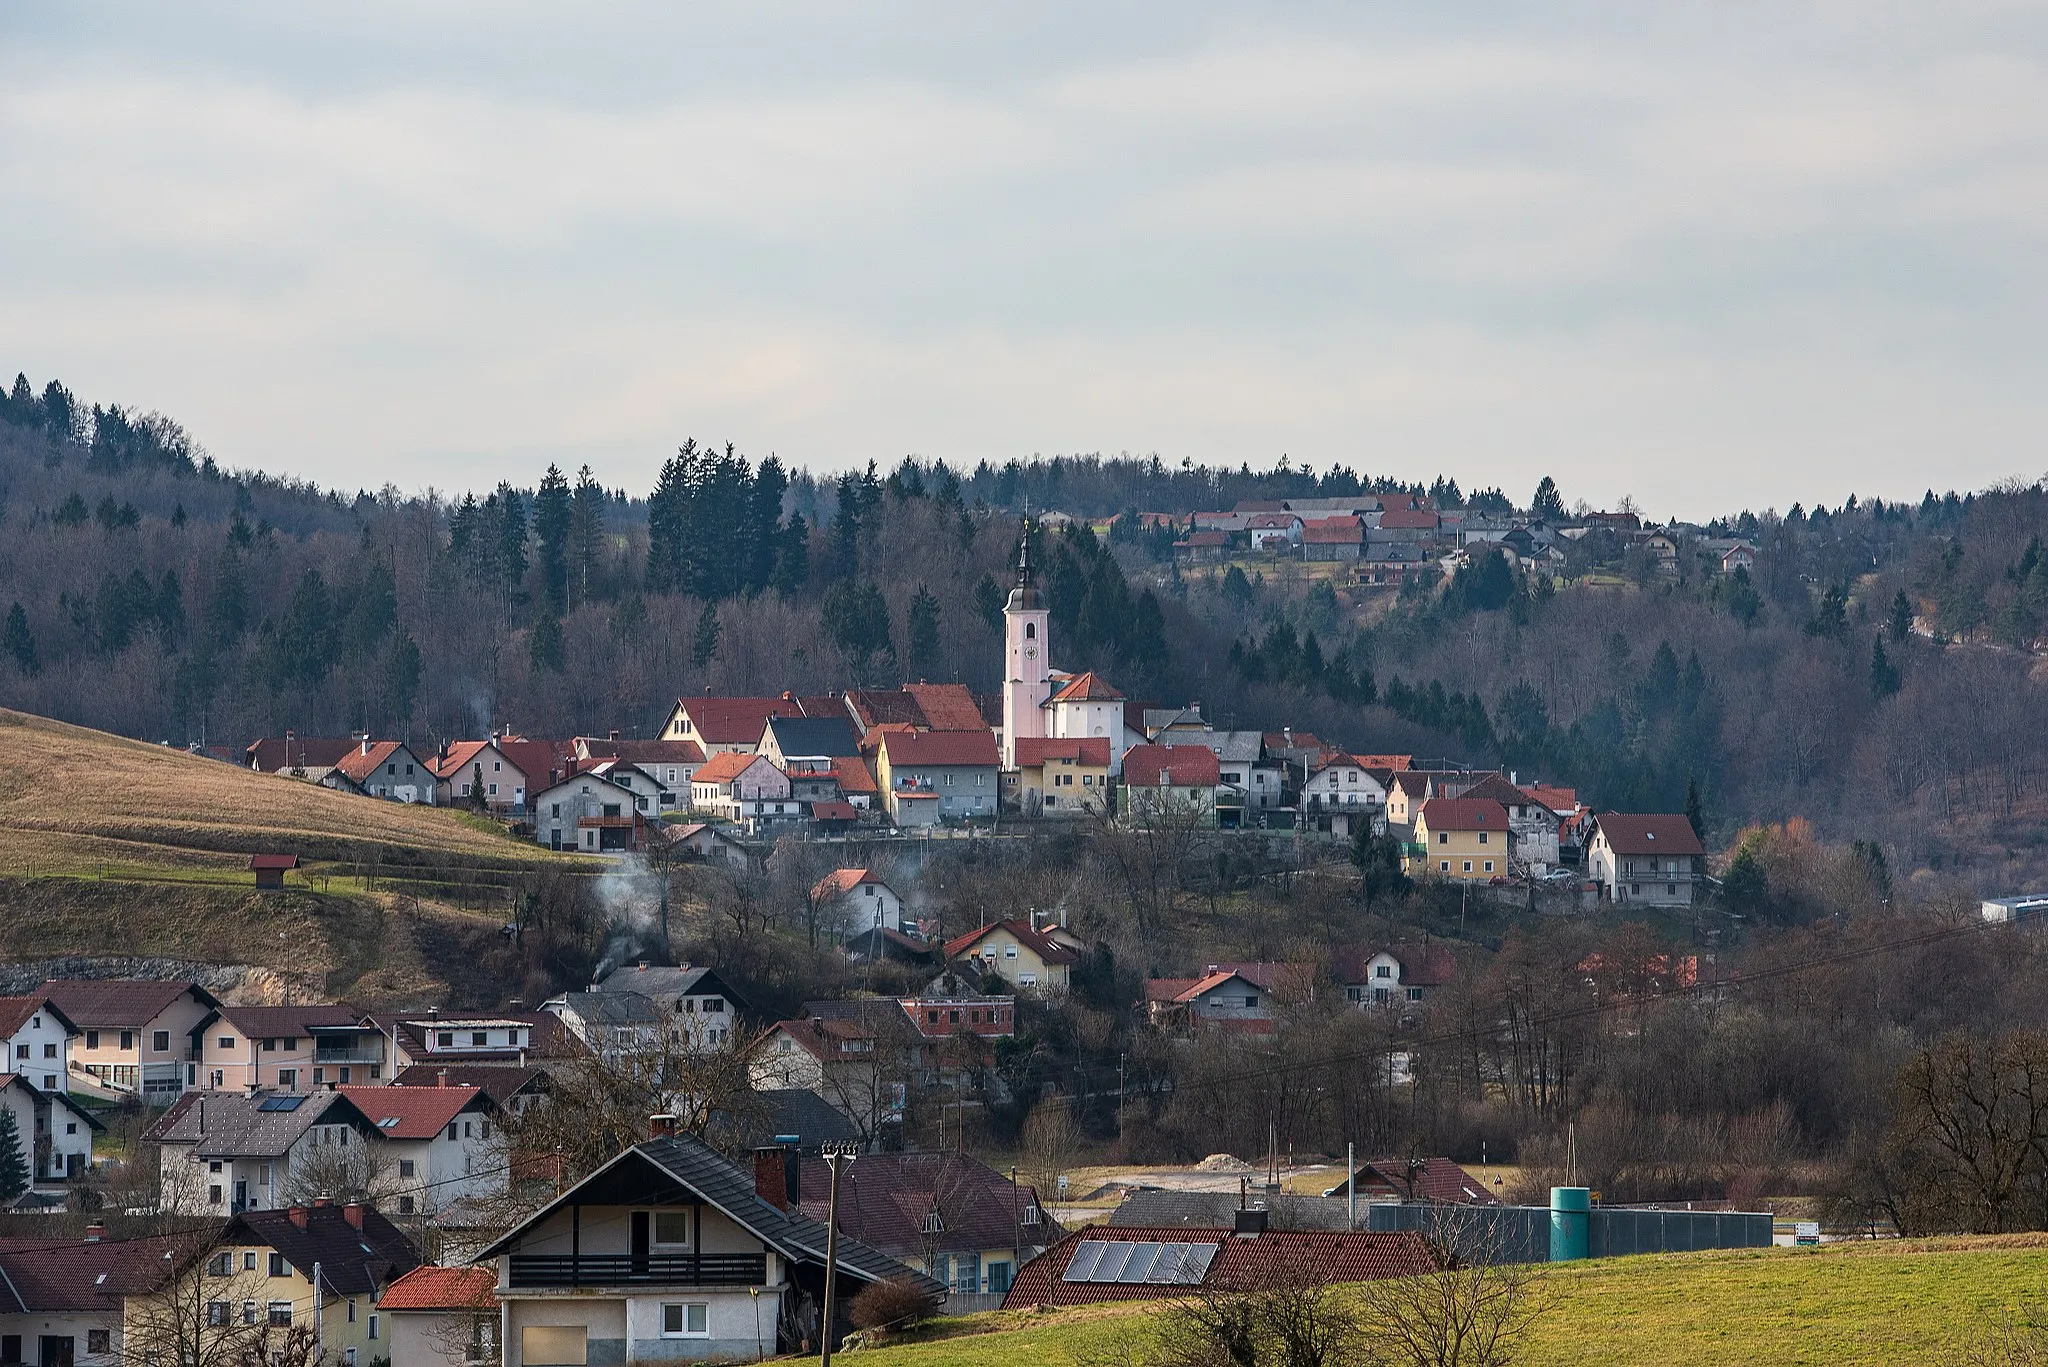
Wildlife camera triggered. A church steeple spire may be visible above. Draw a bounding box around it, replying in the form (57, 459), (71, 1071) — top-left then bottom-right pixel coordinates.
(1006, 517), (1042, 610)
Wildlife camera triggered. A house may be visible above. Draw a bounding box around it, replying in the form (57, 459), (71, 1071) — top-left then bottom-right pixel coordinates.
(1043, 672), (1127, 759)
(1172, 528), (1231, 563)
(531, 769), (655, 853)
(244, 734), (359, 776)
(375, 1011), (582, 1073)
(188, 1003), (375, 1093)
(1455, 774), (1563, 871)
(1588, 814), (1705, 907)
(1372, 508), (1441, 543)
(1407, 798), (1512, 881)
(541, 993), (662, 1066)
(0, 1231), (201, 1367)
(1360, 541), (1426, 584)
(659, 696), (807, 756)
(39, 979), (223, 1102)
(1144, 971), (1274, 1033)
(755, 716), (862, 769)
(1001, 1223), (1436, 1310)
(145, 1087), (379, 1214)
(0, 1073), (102, 1185)
(656, 822), (751, 868)
(1008, 738), (1112, 817)
(1196, 731), (1282, 826)
(333, 739), (438, 804)
(749, 1015), (910, 1135)
(589, 964), (749, 1050)
(873, 729), (1000, 825)
(0, 996), (78, 1094)
(941, 920), (1080, 993)
(829, 757), (881, 811)
(430, 739), (532, 813)
(811, 869), (905, 934)
(1324, 1156), (1500, 1206)
(1299, 755), (1388, 835)
(575, 733), (707, 809)
(1718, 541), (1758, 575)
(790, 1150), (1060, 1302)
(1302, 515), (1365, 561)
(336, 1084), (503, 1216)
(841, 927), (943, 971)
(1245, 512), (1304, 550)
(210, 1202), (423, 1367)
(688, 752), (797, 834)
(1141, 705), (1208, 739)
(393, 1063), (552, 1117)
(476, 1128), (937, 1363)
(1333, 944), (1456, 1009)
(1108, 1191), (1358, 1231)
(381, 1264), (500, 1367)
(249, 854), (298, 890)
(1119, 744), (1220, 825)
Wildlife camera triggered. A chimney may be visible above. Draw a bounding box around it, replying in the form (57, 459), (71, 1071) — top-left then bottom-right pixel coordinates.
(437, 1069), (449, 1088)
(342, 1202), (365, 1230)
(428, 1006), (439, 1019)
(313, 1195), (332, 1208)
(84, 1223), (105, 1243)
(753, 1146), (800, 1210)
(609, 729), (620, 743)
(361, 736), (372, 756)
(650, 1113), (679, 1141)
(288, 1206), (310, 1229)
(1233, 1208), (1268, 1238)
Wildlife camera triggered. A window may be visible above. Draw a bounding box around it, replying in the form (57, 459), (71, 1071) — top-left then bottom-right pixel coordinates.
(1437, 831), (1448, 845)
(399, 1159), (416, 1178)
(438, 1031), (454, 1047)
(207, 1302), (231, 1326)
(269, 1253), (287, 1277)
(368, 1315), (378, 1341)
(399, 1196), (416, 1215)
(263, 1038), (277, 1052)
(523, 1327), (588, 1365)
(42, 1042), (56, 1059)
(1478, 831), (1488, 844)
(268, 1303), (292, 1327)
(661, 1304), (709, 1338)
(1463, 861), (1473, 873)
(209, 1185), (222, 1204)
(1408, 987), (1424, 1002)
(86, 1031), (98, 1049)
(1484, 861), (1494, 873)
(152, 1031), (170, 1053)
(345, 1351), (357, 1367)
(243, 1302), (257, 1325)
(1244, 995), (1258, 1008)
(654, 1210), (691, 1246)
(987, 1261), (1013, 1293)
(120, 1031), (133, 1050)
(447, 1123), (459, 1140)
(87, 1333), (110, 1357)
(347, 1300), (357, 1323)
(245, 1252), (258, 1270)
(1440, 861), (1450, 872)
(1025, 622), (1035, 639)
(488, 783), (498, 796)
(1375, 964), (1392, 979)
(278, 1069), (296, 1090)
(472, 1032), (488, 1046)
(208, 1253), (234, 1277)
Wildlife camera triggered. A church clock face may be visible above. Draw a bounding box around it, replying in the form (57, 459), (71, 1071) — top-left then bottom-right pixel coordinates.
(1023, 645), (1038, 660)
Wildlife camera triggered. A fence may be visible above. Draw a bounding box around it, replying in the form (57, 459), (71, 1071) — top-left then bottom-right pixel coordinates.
(1365, 1202), (1772, 1263)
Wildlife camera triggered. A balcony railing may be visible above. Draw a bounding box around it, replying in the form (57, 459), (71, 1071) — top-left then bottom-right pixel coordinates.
(313, 1046), (384, 1063)
(507, 1254), (768, 1288)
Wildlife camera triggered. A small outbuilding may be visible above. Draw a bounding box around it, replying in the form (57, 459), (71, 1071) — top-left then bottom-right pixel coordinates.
(249, 853), (299, 890)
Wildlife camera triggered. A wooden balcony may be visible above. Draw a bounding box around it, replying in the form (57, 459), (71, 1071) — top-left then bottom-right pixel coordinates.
(507, 1253), (768, 1288)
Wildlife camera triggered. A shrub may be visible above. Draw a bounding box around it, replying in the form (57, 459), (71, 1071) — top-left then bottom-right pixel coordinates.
(849, 1277), (939, 1331)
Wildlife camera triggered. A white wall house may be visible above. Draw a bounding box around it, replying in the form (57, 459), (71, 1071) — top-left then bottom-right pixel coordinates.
(1588, 814), (1705, 907)
(338, 1084), (504, 1216)
(145, 1089), (379, 1215)
(811, 869), (904, 934)
(0, 995), (77, 1093)
(0, 1073), (100, 1185)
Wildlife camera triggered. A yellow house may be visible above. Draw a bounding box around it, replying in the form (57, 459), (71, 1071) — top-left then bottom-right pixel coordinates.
(1009, 738), (1112, 817)
(941, 921), (1082, 992)
(172, 1202), (422, 1367)
(1407, 797), (1512, 881)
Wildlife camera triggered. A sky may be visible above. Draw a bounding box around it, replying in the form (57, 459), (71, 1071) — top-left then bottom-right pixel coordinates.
(3, 3), (2046, 518)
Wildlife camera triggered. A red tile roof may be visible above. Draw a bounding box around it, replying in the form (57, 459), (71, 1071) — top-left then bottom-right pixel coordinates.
(0, 1234), (198, 1310)
(1330, 943), (1456, 988)
(1522, 783), (1578, 813)
(249, 853), (300, 871)
(831, 758), (879, 794)
(0, 996), (72, 1040)
(1048, 671), (1125, 704)
(1416, 797), (1508, 833)
(813, 868), (889, 899)
(334, 740), (407, 783)
(942, 919), (1081, 966)
(427, 739), (507, 781)
(1378, 508), (1440, 530)
(1176, 529), (1229, 547)
(380, 1264), (500, 1312)
(39, 978), (217, 1027)
(1334, 1156), (1499, 1205)
(1352, 753), (1412, 771)
(691, 751), (775, 785)
(877, 728), (1000, 768)
(845, 690), (929, 730)
(576, 737), (707, 767)
(336, 1084), (487, 1140)
(1013, 737), (1113, 767)
(245, 737), (358, 772)
(1123, 743), (1221, 787)
(811, 800), (859, 822)
(795, 1152), (1059, 1263)
(903, 683), (989, 731)
(1303, 515), (1364, 544)
(216, 1003), (361, 1038)
(498, 738), (575, 788)
(1003, 1226), (1437, 1308)
(677, 697), (806, 745)
(1246, 513), (1302, 530)
(1593, 813), (1705, 857)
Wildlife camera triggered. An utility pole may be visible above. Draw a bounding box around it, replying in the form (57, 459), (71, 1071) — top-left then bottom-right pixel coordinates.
(818, 1141), (857, 1366)
(1346, 1141), (1355, 1229)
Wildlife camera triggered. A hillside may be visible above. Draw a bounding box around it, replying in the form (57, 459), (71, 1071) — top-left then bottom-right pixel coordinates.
(855, 1237), (2048, 1366)
(0, 707), (577, 1004)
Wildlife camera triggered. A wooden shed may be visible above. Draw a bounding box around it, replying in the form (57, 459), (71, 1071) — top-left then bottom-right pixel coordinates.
(250, 853), (299, 890)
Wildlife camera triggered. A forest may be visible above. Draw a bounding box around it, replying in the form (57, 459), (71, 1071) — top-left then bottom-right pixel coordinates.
(2, 368), (2048, 880)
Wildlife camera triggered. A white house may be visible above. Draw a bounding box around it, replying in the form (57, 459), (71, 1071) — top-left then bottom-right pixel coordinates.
(333, 739), (438, 804)
(0, 1072), (101, 1186)
(144, 1088), (379, 1214)
(590, 965), (749, 1052)
(532, 765), (664, 852)
(1588, 813), (1705, 907)
(337, 1084), (504, 1216)
(1044, 672), (1128, 772)
(1334, 945), (1456, 1009)
(0, 995), (78, 1094)
(689, 753), (798, 834)
(811, 869), (904, 934)
(477, 1129), (937, 1363)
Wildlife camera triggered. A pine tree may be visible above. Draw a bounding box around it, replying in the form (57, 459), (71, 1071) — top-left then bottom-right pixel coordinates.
(646, 449), (691, 594)
(569, 465), (606, 607)
(906, 584), (942, 681)
(494, 482), (529, 595)
(0, 1104), (28, 1202)
(692, 603), (721, 669)
(1888, 589), (1914, 643)
(383, 628), (422, 728)
(770, 514), (810, 598)
(973, 575), (1005, 634)
(533, 464), (572, 614)
(1531, 475), (1566, 520)
(1684, 777), (1705, 841)
(827, 473), (862, 583)
(528, 612), (565, 673)
(747, 456), (789, 594)
(1870, 633), (1901, 700)
(3, 602), (38, 676)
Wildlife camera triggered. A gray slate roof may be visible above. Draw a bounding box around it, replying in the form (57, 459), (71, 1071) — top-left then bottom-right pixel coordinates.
(592, 964), (746, 1012)
(144, 1089), (370, 1159)
(764, 716), (862, 759)
(559, 991), (661, 1025)
(1106, 1190), (1358, 1231)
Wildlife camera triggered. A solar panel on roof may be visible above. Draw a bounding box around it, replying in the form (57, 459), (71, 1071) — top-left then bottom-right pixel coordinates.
(256, 1095), (306, 1112)
(1120, 1243), (1163, 1282)
(1061, 1240), (1218, 1286)
(1064, 1240), (1107, 1281)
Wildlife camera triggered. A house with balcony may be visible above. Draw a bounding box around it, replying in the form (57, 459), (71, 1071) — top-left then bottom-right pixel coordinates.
(532, 768), (655, 853)
(205, 1202), (422, 1367)
(940, 920), (1081, 993)
(1588, 813), (1706, 907)
(1008, 737), (1113, 817)
(873, 729), (1000, 826)
(0, 1072), (102, 1187)
(476, 1129), (937, 1363)
(1119, 744), (1221, 826)
(1333, 944), (1456, 1009)
(575, 733), (706, 810)
(589, 963), (751, 1051)
(689, 752), (799, 834)
(1299, 755), (1388, 838)
(378, 1012), (582, 1073)
(39, 979), (223, 1102)
(145, 1088), (380, 1214)
(188, 1003), (373, 1093)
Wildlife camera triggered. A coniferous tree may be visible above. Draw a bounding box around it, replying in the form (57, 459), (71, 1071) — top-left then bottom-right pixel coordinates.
(692, 603), (721, 669)
(153, 571), (185, 651)
(528, 612), (565, 673)
(533, 464), (572, 614)
(1888, 590), (1914, 643)
(1531, 476), (1566, 520)
(0, 1105), (28, 1202)
(51, 493), (88, 527)
(822, 580), (895, 683)
(906, 584), (942, 681)
(972, 574), (1005, 634)
(770, 513), (810, 598)
(1870, 634), (1901, 700)
(569, 465), (606, 607)
(494, 482), (529, 596)
(747, 456), (789, 594)
(3, 603), (38, 676)
(826, 473), (862, 583)
(1685, 777), (1705, 841)
(383, 629), (422, 729)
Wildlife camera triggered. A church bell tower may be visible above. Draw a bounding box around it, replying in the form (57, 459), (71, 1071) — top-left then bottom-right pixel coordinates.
(1001, 520), (1051, 768)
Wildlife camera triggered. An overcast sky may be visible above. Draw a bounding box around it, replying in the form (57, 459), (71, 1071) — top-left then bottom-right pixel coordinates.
(4, 3), (2045, 517)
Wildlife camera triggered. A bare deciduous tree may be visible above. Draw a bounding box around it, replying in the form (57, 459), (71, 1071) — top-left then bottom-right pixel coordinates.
(1352, 1207), (1549, 1367)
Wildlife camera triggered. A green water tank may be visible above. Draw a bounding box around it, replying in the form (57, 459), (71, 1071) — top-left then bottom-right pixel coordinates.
(1550, 1186), (1591, 1261)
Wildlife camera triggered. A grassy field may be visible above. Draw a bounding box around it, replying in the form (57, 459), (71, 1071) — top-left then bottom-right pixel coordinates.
(0, 708), (585, 1002)
(854, 1237), (2048, 1366)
